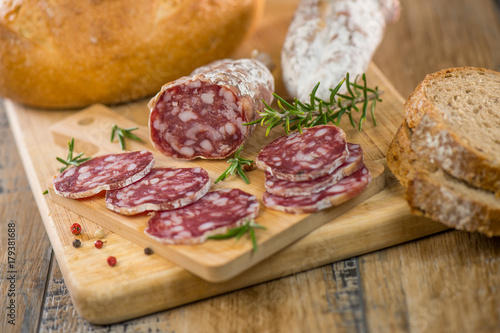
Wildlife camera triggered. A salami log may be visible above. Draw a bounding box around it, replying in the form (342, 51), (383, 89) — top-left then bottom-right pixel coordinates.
(52, 150), (154, 199)
(265, 143), (364, 197)
(256, 125), (349, 182)
(105, 167), (211, 215)
(144, 189), (259, 245)
(148, 58), (275, 160)
(262, 165), (372, 214)
(281, 0), (400, 102)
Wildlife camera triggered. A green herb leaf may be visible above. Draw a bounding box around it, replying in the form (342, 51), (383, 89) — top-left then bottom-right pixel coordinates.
(235, 224), (250, 241)
(111, 125), (142, 150)
(207, 228), (242, 240)
(214, 145), (254, 184)
(42, 190), (49, 195)
(245, 73), (382, 135)
(56, 138), (92, 173)
(207, 221), (266, 252)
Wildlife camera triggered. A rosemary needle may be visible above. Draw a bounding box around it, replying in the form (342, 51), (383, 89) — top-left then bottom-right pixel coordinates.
(244, 73), (382, 135)
(111, 124), (142, 150)
(56, 138), (91, 173)
(214, 145), (254, 184)
(207, 221), (266, 252)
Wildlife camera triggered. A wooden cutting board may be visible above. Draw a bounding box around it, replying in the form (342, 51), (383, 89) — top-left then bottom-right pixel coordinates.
(47, 104), (385, 282)
(4, 0), (448, 324)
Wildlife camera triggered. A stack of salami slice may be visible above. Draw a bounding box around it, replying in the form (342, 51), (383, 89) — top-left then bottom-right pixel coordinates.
(52, 150), (259, 244)
(256, 125), (372, 214)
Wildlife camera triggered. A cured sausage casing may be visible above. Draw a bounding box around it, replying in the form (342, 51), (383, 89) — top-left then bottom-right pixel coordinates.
(281, 0), (400, 102)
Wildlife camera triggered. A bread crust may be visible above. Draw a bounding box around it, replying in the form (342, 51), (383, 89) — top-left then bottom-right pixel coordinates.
(386, 120), (436, 187)
(0, 0), (264, 108)
(386, 122), (414, 187)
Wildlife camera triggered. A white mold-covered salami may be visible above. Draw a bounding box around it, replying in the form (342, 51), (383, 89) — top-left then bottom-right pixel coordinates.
(144, 188), (259, 245)
(148, 58), (274, 160)
(265, 143), (364, 197)
(52, 150), (154, 199)
(282, 0), (400, 102)
(256, 125), (349, 182)
(263, 165), (372, 214)
(105, 167), (210, 215)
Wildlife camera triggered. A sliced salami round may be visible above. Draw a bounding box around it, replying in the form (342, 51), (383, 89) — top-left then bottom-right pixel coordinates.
(256, 125), (349, 182)
(262, 165), (371, 214)
(265, 143), (364, 197)
(105, 167), (211, 215)
(53, 150), (154, 199)
(148, 58), (274, 160)
(144, 188), (259, 245)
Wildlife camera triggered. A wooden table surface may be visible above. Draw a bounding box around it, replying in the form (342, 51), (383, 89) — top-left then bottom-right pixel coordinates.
(1, 0), (500, 332)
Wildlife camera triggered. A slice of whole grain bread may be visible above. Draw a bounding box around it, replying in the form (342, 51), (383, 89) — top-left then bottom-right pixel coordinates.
(389, 124), (500, 236)
(407, 170), (500, 237)
(404, 67), (500, 129)
(404, 67), (500, 193)
(387, 66), (500, 236)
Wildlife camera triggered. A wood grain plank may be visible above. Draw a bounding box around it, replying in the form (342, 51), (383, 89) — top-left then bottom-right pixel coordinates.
(361, 232), (500, 332)
(326, 258), (367, 333)
(40, 259), (368, 333)
(0, 103), (53, 333)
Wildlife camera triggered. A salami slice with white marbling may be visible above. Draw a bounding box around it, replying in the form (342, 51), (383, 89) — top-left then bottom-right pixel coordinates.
(265, 143), (364, 197)
(144, 188), (259, 245)
(53, 150), (154, 199)
(148, 58), (274, 160)
(281, 0), (400, 102)
(256, 125), (349, 182)
(262, 165), (371, 214)
(105, 167), (210, 215)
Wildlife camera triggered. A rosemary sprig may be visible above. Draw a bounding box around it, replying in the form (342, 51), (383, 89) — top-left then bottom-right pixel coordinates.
(111, 124), (142, 150)
(56, 138), (91, 173)
(207, 221), (266, 252)
(214, 145), (254, 184)
(245, 73), (382, 135)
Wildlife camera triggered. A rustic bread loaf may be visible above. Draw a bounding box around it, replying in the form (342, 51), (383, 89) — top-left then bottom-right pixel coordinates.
(0, 0), (264, 109)
(387, 66), (500, 236)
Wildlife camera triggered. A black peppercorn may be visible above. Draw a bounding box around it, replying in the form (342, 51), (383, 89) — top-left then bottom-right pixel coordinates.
(144, 247), (153, 255)
(73, 239), (81, 248)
